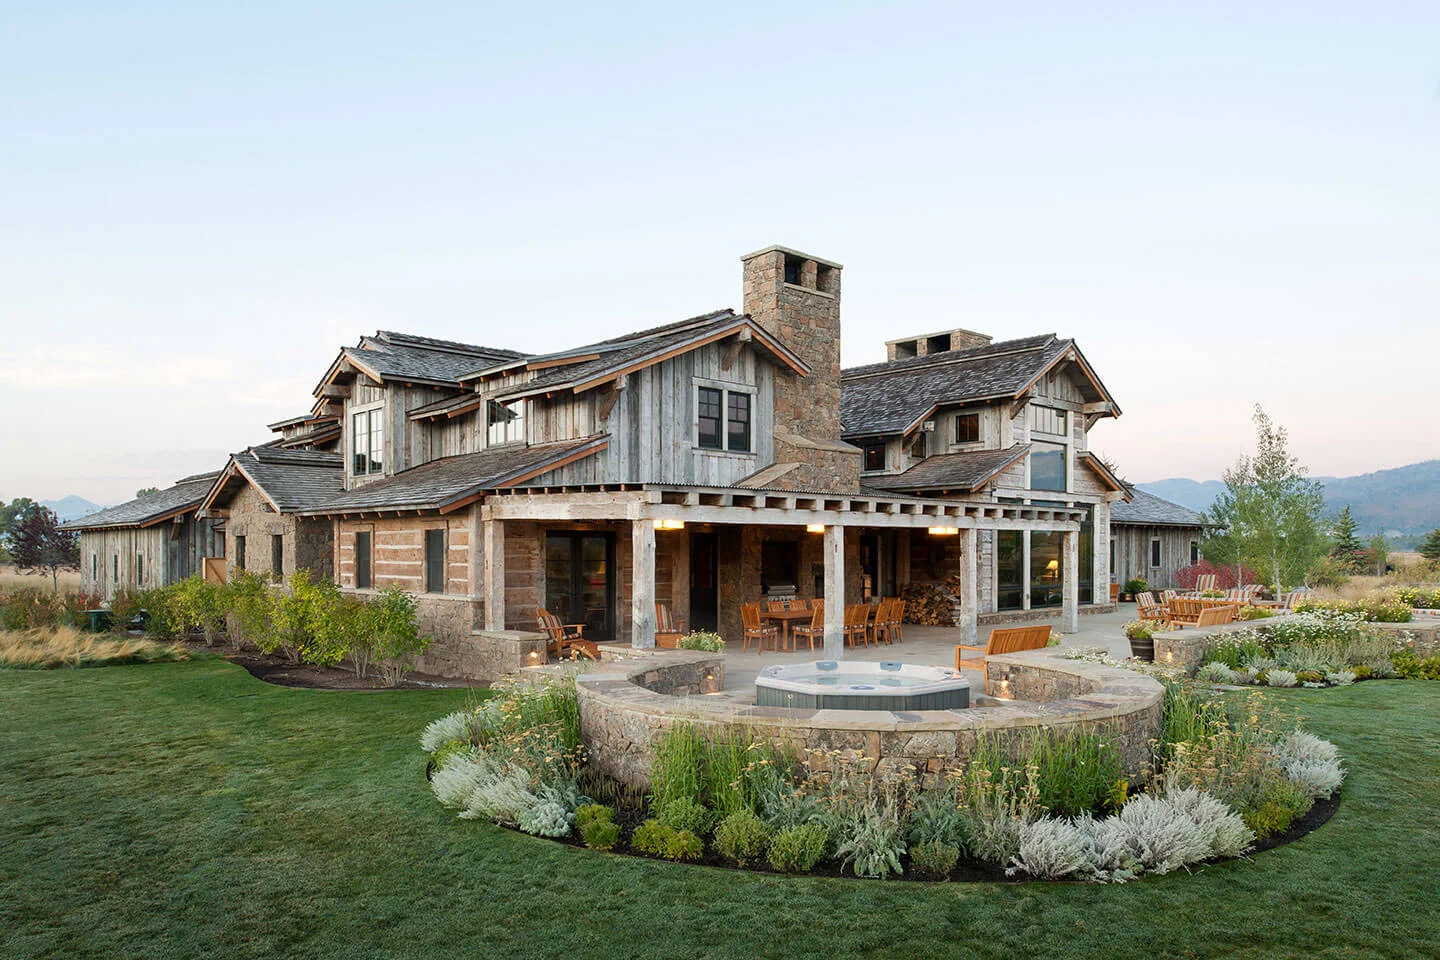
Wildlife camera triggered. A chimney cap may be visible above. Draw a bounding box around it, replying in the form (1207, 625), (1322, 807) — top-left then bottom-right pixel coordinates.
(739, 244), (843, 270)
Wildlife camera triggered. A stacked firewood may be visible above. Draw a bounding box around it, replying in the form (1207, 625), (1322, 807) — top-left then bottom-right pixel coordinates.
(900, 582), (958, 626)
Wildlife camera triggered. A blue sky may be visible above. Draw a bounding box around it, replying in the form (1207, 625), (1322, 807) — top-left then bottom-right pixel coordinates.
(2, 2), (1437, 504)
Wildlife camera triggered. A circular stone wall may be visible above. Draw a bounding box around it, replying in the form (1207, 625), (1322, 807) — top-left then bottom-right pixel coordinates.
(575, 648), (1164, 790)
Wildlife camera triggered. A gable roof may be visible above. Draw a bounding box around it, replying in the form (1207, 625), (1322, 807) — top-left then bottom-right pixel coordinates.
(59, 472), (222, 531)
(295, 436), (609, 516)
(199, 446), (344, 517)
(315, 330), (529, 397)
(1110, 488), (1208, 528)
(491, 310), (810, 400)
(862, 444), (1032, 495)
(840, 335), (1116, 438)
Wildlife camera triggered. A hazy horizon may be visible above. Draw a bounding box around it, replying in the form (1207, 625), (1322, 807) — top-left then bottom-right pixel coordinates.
(3, 3), (1437, 504)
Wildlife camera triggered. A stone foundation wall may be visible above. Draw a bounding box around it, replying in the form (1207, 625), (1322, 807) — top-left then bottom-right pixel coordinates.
(576, 648), (1163, 790)
(1153, 614), (1440, 674)
(413, 624), (548, 683)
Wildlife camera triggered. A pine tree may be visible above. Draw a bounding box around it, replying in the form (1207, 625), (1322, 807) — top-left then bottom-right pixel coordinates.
(1330, 505), (1364, 573)
(1421, 529), (1440, 563)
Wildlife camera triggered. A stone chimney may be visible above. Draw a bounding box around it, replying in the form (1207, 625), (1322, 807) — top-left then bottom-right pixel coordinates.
(741, 245), (860, 494)
(886, 328), (993, 361)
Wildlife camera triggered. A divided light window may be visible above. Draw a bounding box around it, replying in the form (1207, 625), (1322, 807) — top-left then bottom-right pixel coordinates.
(424, 528), (446, 594)
(1030, 405), (1068, 437)
(355, 531), (372, 589)
(352, 408), (383, 476)
(954, 413), (980, 444)
(695, 384), (754, 454)
(862, 441), (886, 472)
(487, 399), (526, 446)
(271, 534), (284, 581)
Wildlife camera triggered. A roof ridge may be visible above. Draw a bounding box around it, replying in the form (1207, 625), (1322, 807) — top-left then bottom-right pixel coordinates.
(375, 330), (528, 359)
(842, 334), (1058, 380)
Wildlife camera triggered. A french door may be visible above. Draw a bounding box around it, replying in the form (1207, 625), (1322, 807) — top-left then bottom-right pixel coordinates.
(545, 533), (616, 640)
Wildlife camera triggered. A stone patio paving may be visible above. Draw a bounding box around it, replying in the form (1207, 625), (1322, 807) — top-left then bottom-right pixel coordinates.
(717, 605), (1137, 692)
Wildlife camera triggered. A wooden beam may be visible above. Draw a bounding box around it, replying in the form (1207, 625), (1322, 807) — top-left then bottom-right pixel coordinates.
(319, 384), (351, 399)
(823, 525), (845, 658)
(597, 373), (627, 422)
(631, 520), (656, 649)
(720, 328), (752, 372)
(483, 518), (505, 631)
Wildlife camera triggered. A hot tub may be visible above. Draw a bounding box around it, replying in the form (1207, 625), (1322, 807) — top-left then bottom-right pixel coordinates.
(755, 661), (971, 711)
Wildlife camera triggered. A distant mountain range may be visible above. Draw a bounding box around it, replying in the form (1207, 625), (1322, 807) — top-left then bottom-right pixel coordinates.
(1139, 460), (1440, 540)
(40, 496), (105, 522)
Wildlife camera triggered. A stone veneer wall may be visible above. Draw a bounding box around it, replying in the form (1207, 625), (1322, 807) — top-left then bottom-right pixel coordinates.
(1154, 614), (1440, 674)
(576, 648), (1163, 790)
(225, 482), (333, 582)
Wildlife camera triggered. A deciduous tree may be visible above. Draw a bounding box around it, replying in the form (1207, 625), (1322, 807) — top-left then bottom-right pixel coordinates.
(6, 504), (80, 590)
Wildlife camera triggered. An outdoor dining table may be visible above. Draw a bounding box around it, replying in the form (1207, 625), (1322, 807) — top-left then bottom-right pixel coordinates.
(761, 608), (815, 652)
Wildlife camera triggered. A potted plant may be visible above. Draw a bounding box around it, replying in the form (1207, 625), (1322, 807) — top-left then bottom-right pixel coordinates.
(1122, 577), (1149, 603)
(1124, 619), (1159, 661)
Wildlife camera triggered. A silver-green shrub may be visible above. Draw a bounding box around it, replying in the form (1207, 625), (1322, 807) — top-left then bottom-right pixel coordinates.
(518, 798), (574, 838)
(1272, 731), (1345, 800)
(420, 711), (473, 754)
(1265, 669), (1298, 688)
(1196, 662), (1237, 684)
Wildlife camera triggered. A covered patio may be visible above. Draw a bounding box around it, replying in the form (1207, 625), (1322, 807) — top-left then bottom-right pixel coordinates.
(482, 482), (1091, 659)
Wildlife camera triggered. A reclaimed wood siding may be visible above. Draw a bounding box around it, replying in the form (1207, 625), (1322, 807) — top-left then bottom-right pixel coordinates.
(535, 342), (775, 486)
(1111, 524), (1202, 590)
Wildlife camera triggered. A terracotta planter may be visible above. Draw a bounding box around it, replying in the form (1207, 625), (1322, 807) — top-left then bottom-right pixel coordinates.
(1128, 635), (1155, 662)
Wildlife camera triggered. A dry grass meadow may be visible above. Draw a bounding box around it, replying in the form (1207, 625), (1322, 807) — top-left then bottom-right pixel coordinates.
(0, 564), (83, 593)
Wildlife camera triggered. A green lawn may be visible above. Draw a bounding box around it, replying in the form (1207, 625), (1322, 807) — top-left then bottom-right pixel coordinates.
(2, 659), (1436, 960)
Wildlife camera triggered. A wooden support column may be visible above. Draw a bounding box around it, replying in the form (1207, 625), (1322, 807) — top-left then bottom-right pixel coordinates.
(632, 520), (656, 649)
(958, 527), (978, 648)
(483, 518), (505, 631)
(1062, 528), (1080, 634)
(823, 524), (845, 659)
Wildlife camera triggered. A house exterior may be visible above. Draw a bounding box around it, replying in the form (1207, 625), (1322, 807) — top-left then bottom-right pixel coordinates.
(85, 243), (1143, 681)
(62, 473), (225, 600)
(1110, 489), (1208, 590)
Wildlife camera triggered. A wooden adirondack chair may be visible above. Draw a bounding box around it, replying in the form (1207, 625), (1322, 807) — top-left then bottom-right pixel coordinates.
(1136, 591), (1166, 620)
(654, 602), (686, 648)
(1192, 573), (1218, 595)
(536, 610), (599, 661)
(955, 625), (1052, 671)
(1166, 598), (1207, 627)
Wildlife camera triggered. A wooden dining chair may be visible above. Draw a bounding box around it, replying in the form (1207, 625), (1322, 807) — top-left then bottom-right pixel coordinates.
(741, 603), (779, 653)
(844, 604), (871, 647)
(791, 603), (825, 652)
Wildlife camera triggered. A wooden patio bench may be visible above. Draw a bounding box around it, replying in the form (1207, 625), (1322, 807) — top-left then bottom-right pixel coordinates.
(955, 624), (1052, 672)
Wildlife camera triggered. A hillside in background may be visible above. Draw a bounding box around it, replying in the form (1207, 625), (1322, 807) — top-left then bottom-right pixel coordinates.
(39, 496), (104, 522)
(1138, 459), (1440, 540)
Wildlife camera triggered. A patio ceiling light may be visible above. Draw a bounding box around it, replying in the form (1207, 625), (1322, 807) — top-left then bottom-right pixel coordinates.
(928, 526), (959, 536)
(805, 524), (825, 533)
(653, 519), (685, 530)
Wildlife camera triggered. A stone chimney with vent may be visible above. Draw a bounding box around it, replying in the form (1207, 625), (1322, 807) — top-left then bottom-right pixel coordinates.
(885, 328), (992, 362)
(741, 245), (861, 494)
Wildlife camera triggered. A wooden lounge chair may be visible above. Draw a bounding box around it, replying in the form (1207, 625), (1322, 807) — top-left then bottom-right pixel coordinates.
(1135, 591), (1166, 621)
(791, 603), (824, 651)
(955, 625), (1052, 672)
(1160, 589), (1178, 605)
(536, 610), (599, 661)
(1190, 573), (1217, 596)
(741, 603), (779, 653)
(655, 602), (686, 648)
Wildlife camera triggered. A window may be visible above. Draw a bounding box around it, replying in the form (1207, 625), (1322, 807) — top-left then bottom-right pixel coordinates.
(1030, 441), (1066, 492)
(1190, 541), (1199, 565)
(861, 440), (886, 472)
(355, 531), (372, 589)
(235, 536), (246, 570)
(91, 554), (96, 581)
(696, 387), (722, 450)
(271, 534), (284, 581)
(1030, 405), (1068, 436)
(1151, 538), (1162, 568)
(694, 384), (754, 454)
(1030, 531), (1063, 608)
(352, 408), (383, 476)
(726, 392), (751, 453)
(487, 399), (526, 446)
(136, 554), (143, 584)
(912, 432), (927, 459)
(425, 528), (446, 594)
(113, 555), (118, 582)
(954, 413), (980, 444)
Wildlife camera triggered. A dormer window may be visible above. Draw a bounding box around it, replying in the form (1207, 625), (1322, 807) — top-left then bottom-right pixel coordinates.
(954, 413), (980, 444)
(487, 399), (526, 446)
(861, 440), (886, 472)
(695, 383), (753, 454)
(352, 408), (383, 476)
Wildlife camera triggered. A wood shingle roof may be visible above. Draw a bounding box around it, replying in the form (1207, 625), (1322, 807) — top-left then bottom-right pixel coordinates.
(59, 473), (222, 531)
(862, 444), (1032, 495)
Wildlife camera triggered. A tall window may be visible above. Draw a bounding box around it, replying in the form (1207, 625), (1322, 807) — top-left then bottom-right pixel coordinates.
(113, 555), (119, 582)
(697, 387), (722, 450)
(1030, 405), (1068, 436)
(136, 554), (143, 585)
(861, 440), (886, 472)
(271, 534), (284, 581)
(1151, 538), (1162, 568)
(1190, 541), (1199, 565)
(352, 408), (383, 476)
(235, 536), (246, 570)
(1030, 531), (1063, 608)
(424, 528), (446, 594)
(912, 432), (927, 459)
(487, 399), (525, 446)
(694, 384), (753, 453)
(727, 392), (751, 453)
(355, 531), (372, 589)
(954, 413), (980, 444)
(92, 555), (97, 581)
(1030, 441), (1066, 492)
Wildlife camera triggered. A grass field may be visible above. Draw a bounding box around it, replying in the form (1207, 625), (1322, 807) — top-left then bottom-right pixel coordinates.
(0, 565), (82, 592)
(2, 658), (1436, 960)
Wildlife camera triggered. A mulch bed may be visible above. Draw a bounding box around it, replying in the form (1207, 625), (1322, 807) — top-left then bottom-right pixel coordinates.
(180, 638), (476, 691)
